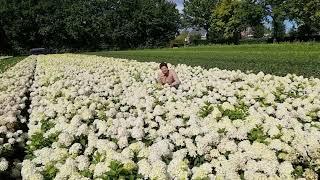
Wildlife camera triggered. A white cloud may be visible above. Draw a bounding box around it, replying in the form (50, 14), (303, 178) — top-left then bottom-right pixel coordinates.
(169, 0), (184, 12)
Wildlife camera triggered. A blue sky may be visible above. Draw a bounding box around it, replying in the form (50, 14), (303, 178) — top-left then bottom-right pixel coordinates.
(173, 0), (184, 12)
(171, 0), (295, 32)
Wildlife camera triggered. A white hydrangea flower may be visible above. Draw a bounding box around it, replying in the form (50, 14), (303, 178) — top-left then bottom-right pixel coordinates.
(168, 158), (190, 179)
(278, 161), (294, 178)
(191, 163), (212, 180)
(149, 160), (167, 180)
(13, 54), (320, 179)
(58, 132), (74, 147)
(76, 155), (90, 171)
(0, 158), (8, 171)
(69, 143), (82, 154)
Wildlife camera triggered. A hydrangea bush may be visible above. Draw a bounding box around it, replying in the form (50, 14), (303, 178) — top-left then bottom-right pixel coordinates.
(1, 54), (319, 179)
(0, 56), (36, 178)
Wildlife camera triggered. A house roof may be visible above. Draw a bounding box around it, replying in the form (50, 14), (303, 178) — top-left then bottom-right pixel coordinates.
(179, 27), (207, 36)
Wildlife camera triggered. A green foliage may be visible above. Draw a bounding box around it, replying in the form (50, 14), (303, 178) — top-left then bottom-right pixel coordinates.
(222, 103), (248, 121)
(92, 151), (104, 164)
(253, 24), (265, 38)
(26, 132), (60, 159)
(210, 0), (265, 44)
(224, 151), (231, 159)
(307, 109), (320, 121)
(187, 155), (206, 167)
(286, 0), (320, 36)
(218, 128), (227, 135)
(291, 165), (304, 178)
(273, 83), (306, 103)
(154, 98), (165, 106)
(0, 0), (180, 53)
(75, 134), (88, 147)
(0, 140), (13, 157)
(272, 125), (283, 139)
(287, 83), (305, 98)
(98, 160), (142, 180)
(97, 110), (107, 121)
(183, 0), (218, 33)
(198, 101), (214, 118)
(170, 31), (188, 47)
(276, 150), (288, 162)
(248, 125), (268, 144)
(263, 0), (287, 41)
(43, 164), (59, 180)
(273, 85), (286, 103)
(41, 119), (55, 132)
(133, 72), (142, 82)
(239, 170), (245, 180)
(189, 32), (202, 42)
(80, 169), (93, 178)
(0, 56), (26, 73)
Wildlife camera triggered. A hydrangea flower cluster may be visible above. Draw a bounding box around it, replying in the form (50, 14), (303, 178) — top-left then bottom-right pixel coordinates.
(2, 54), (319, 180)
(0, 56), (36, 178)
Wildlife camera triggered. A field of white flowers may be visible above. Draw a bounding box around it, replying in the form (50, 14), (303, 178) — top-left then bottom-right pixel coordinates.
(0, 54), (319, 179)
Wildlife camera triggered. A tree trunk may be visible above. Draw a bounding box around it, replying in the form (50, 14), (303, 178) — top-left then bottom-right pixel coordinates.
(233, 31), (241, 45)
(0, 26), (11, 54)
(204, 25), (209, 42)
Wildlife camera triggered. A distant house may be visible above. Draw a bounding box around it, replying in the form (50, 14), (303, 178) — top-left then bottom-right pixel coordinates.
(183, 28), (207, 44)
(241, 27), (254, 38)
(190, 28), (207, 40)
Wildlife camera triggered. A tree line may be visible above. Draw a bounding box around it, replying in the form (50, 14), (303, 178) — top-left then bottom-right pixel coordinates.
(0, 0), (319, 54)
(183, 0), (320, 44)
(0, 0), (180, 54)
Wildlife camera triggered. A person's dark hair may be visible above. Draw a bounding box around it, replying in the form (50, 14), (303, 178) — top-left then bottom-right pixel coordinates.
(159, 62), (168, 69)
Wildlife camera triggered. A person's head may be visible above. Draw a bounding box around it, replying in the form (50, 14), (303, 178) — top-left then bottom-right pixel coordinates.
(159, 62), (169, 74)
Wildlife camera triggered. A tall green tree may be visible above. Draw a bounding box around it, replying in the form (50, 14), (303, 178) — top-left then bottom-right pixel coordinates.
(286, 0), (320, 37)
(210, 0), (265, 44)
(183, 0), (218, 36)
(262, 0), (287, 42)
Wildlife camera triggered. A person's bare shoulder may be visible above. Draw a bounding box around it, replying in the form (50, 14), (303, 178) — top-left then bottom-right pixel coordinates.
(170, 69), (177, 74)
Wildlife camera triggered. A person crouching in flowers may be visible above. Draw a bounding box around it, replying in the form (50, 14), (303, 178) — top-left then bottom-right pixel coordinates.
(157, 62), (181, 88)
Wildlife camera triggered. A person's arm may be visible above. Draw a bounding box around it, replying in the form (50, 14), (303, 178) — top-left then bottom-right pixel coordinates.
(170, 70), (181, 86)
(156, 72), (163, 84)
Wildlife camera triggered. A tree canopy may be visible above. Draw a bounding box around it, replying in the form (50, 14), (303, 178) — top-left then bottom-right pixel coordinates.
(0, 0), (180, 54)
(183, 0), (320, 44)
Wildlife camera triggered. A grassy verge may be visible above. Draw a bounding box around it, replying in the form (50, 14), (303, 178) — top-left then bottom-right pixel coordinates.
(0, 56), (27, 73)
(85, 43), (320, 78)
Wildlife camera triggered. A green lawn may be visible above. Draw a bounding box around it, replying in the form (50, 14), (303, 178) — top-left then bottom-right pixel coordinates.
(0, 56), (26, 73)
(85, 43), (320, 78)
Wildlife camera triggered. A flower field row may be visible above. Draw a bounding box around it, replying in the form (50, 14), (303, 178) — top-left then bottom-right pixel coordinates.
(1, 54), (320, 179)
(0, 56), (36, 178)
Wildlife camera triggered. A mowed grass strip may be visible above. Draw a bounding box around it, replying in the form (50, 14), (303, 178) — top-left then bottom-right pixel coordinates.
(85, 43), (320, 78)
(0, 56), (26, 73)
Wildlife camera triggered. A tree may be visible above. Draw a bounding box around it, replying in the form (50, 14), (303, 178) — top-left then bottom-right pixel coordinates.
(286, 0), (320, 38)
(262, 0), (287, 42)
(253, 24), (265, 38)
(210, 0), (265, 44)
(0, 0), (180, 53)
(183, 0), (218, 37)
(0, 26), (11, 54)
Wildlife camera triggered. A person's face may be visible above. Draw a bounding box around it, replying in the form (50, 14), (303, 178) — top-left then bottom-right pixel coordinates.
(160, 66), (169, 74)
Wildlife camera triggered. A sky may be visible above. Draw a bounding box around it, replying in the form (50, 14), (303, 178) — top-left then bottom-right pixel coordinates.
(171, 0), (295, 32)
(173, 0), (184, 12)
